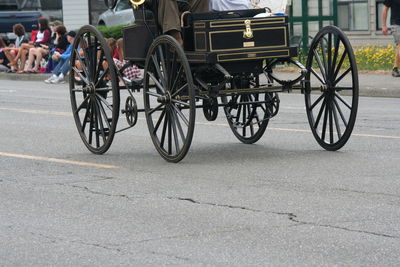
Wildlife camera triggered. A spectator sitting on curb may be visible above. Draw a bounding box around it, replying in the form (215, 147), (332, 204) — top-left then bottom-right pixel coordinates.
(2, 24), (28, 72)
(0, 49), (10, 72)
(26, 25), (68, 73)
(44, 31), (76, 84)
(10, 18), (51, 74)
(382, 0), (400, 77)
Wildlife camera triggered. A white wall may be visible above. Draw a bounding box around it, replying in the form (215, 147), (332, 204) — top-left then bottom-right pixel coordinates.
(62, 0), (89, 31)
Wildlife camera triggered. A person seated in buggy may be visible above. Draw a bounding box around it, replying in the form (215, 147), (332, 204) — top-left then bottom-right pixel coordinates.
(158, 0), (209, 45)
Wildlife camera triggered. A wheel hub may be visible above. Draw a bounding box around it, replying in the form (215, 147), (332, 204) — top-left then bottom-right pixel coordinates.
(157, 92), (172, 104)
(83, 82), (96, 94)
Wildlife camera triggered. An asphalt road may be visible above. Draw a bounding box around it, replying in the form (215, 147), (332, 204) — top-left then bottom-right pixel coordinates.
(0, 80), (399, 266)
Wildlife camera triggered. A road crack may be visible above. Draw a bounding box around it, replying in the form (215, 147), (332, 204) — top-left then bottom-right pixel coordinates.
(56, 183), (135, 201)
(167, 196), (399, 239)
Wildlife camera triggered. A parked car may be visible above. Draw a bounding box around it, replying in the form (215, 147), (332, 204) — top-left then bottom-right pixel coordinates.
(98, 0), (134, 27)
(0, 0), (46, 43)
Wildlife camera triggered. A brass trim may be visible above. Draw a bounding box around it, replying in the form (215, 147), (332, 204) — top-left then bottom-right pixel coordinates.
(243, 41), (255, 48)
(217, 49), (290, 62)
(209, 26), (287, 52)
(210, 17), (286, 28)
(194, 32), (207, 52)
(194, 22), (206, 28)
(243, 20), (253, 39)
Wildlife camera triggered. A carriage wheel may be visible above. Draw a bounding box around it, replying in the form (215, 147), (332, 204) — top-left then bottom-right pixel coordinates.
(69, 25), (120, 154)
(222, 92), (277, 144)
(305, 26), (358, 151)
(143, 35), (196, 163)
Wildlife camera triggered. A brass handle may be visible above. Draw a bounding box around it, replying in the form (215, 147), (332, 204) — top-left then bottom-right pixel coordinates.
(243, 20), (253, 39)
(129, 0), (145, 9)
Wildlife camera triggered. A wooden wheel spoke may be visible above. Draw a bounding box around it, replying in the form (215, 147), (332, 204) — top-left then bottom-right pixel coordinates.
(309, 92), (326, 111)
(334, 67), (351, 86)
(95, 67), (110, 87)
(153, 108), (166, 134)
(171, 108), (186, 144)
(95, 48), (105, 82)
(171, 104), (189, 126)
(147, 71), (166, 94)
(313, 49), (327, 82)
(72, 66), (90, 85)
(157, 45), (169, 87)
(171, 99), (190, 107)
(81, 98), (91, 133)
(329, 101), (334, 144)
(146, 90), (163, 98)
(167, 107), (172, 155)
(160, 109), (169, 149)
(167, 47), (177, 89)
(320, 38), (328, 77)
(310, 68), (325, 84)
(171, 65), (183, 93)
(332, 100), (342, 139)
(75, 49), (90, 81)
(333, 98), (348, 127)
(75, 95), (90, 115)
(321, 99), (329, 141)
(333, 50), (348, 81)
(169, 109), (180, 153)
(88, 98), (95, 145)
(96, 94), (113, 111)
(171, 83), (188, 98)
(334, 92), (352, 109)
(314, 97), (326, 129)
(327, 33), (332, 78)
(331, 37), (340, 77)
(151, 54), (166, 89)
(149, 103), (165, 115)
(93, 96), (101, 148)
(96, 95), (112, 129)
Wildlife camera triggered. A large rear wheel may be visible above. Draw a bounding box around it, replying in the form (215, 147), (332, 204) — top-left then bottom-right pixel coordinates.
(305, 26), (358, 151)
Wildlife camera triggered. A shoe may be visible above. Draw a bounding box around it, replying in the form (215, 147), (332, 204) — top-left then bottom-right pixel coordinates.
(51, 75), (66, 84)
(44, 75), (57, 84)
(392, 67), (400, 77)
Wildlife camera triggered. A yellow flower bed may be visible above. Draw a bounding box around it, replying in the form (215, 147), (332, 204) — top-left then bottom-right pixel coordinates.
(353, 45), (395, 71)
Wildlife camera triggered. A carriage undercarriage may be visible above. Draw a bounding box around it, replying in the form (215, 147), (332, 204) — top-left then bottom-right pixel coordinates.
(69, 6), (358, 163)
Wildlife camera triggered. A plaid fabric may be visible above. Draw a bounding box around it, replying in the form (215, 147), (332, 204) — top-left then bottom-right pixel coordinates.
(113, 58), (141, 80)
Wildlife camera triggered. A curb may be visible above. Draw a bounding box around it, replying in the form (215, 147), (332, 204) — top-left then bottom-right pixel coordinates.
(1, 72), (399, 98)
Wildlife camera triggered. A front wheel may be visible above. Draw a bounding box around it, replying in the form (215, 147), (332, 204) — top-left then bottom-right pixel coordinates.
(143, 35), (196, 163)
(69, 25), (120, 154)
(305, 26), (359, 151)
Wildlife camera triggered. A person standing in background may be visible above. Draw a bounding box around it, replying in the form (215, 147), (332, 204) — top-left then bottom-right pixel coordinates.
(382, 0), (400, 77)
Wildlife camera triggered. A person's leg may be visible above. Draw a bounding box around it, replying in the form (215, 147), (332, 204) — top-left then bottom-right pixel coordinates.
(4, 48), (15, 63)
(17, 48), (29, 72)
(190, 0), (209, 12)
(52, 58), (64, 76)
(26, 47), (37, 71)
(0, 64), (9, 72)
(60, 59), (71, 77)
(392, 25), (400, 77)
(45, 58), (64, 83)
(33, 48), (47, 71)
(158, 0), (183, 45)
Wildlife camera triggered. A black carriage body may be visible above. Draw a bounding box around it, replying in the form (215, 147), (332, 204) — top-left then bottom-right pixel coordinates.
(183, 12), (297, 65)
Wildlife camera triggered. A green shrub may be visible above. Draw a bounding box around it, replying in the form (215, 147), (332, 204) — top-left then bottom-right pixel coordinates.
(97, 24), (133, 40)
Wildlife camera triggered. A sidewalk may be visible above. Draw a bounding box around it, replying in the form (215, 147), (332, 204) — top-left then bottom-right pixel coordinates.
(0, 71), (399, 98)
